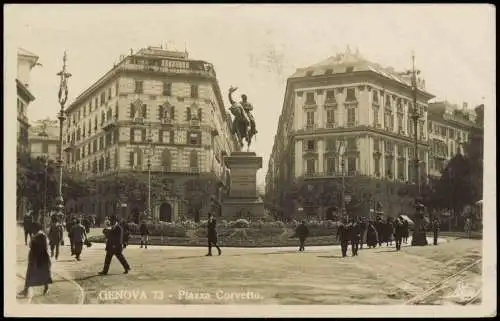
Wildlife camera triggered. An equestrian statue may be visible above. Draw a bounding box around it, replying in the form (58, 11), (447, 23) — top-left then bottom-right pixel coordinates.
(228, 86), (257, 151)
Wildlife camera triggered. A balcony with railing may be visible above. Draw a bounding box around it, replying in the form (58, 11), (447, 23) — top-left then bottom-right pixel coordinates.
(344, 100), (358, 109)
(103, 116), (118, 130)
(190, 119), (201, 128)
(324, 99), (338, 109)
(326, 122), (337, 129)
(346, 120), (359, 128)
(304, 122), (318, 130)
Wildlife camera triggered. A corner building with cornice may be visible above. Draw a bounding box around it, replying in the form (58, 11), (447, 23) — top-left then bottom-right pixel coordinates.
(266, 49), (435, 220)
(63, 47), (237, 222)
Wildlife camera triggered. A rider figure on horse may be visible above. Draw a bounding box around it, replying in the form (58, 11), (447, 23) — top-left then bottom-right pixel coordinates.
(228, 86), (257, 149)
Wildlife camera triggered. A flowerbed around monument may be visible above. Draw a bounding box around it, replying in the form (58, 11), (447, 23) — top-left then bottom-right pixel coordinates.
(87, 220), (342, 247)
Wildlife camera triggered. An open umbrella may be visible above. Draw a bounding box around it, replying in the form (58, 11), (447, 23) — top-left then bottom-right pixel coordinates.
(399, 215), (415, 226)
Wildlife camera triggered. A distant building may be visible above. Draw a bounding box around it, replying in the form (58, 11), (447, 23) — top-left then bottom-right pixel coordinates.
(29, 119), (60, 160)
(427, 101), (483, 178)
(266, 47), (435, 220)
(62, 46), (237, 222)
(17, 48), (40, 155)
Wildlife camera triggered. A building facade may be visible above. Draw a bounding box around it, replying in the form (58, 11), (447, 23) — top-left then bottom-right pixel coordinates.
(266, 48), (435, 219)
(17, 48), (40, 155)
(427, 101), (482, 178)
(29, 119), (60, 160)
(62, 46), (237, 222)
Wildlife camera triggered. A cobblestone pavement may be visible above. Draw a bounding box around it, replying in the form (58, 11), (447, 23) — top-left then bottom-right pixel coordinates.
(15, 229), (482, 305)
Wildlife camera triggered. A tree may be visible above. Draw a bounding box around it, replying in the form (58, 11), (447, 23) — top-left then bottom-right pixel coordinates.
(184, 174), (218, 214)
(463, 127), (483, 204)
(432, 154), (477, 225)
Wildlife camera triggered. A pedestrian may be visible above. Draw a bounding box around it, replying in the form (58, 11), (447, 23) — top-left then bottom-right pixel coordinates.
(67, 217), (76, 256)
(351, 218), (362, 256)
(295, 220), (310, 252)
(375, 217), (384, 247)
(47, 217), (64, 260)
(336, 218), (350, 257)
(402, 218), (409, 244)
(82, 216), (91, 234)
(394, 217), (404, 251)
(19, 223), (52, 297)
(99, 215), (131, 275)
(385, 218), (394, 247)
(366, 221), (379, 248)
(121, 219), (130, 249)
(23, 213), (34, 246)
(464, 217), (472, 238)
(359, 218), (368, 250)
(139, 220), (150, 249)
(206, 213), (222, 256)
(70, 218), (87, 261)
(432, 217), (440, 245)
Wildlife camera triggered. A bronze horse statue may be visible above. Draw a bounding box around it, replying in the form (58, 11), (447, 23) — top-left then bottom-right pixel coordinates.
(228, 86), (257, 151)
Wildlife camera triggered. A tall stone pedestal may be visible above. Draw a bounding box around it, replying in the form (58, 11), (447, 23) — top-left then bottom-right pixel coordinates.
(221, 152), (264, 220)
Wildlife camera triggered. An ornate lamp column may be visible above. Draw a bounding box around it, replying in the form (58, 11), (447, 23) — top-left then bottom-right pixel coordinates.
(403, 51), (427, 246)
(55, 51), (71, 216)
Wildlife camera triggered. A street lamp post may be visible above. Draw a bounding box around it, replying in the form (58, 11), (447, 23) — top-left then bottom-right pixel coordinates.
(55, 51), (71, 217)
(338, 141), (346, 218)
(403, 51), (427, 246)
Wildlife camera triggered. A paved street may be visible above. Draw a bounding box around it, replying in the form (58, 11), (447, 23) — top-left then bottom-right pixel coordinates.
(16, 228), (482, 305)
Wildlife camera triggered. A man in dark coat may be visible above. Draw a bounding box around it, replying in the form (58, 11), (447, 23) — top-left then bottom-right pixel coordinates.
(206, 213), (221, 256)
(67, 217), (76, 255)
(350, 218), (362, 256)
(121, 219), (130, 249)
(385, 219), (394, 247)
(139, 220), (150, 249)
(82, 216), (91, 233)
(295, 221), (310, 252)
(393, 217), (404, 251)
(336, 218), (350, 257)
(70, 218), (87, 261)
(23, 213), (34, 246)
(359, 219), (368, 249)
(366, 221), (378, 248)
(432, 218), (440, 246)
(47, 217), (64, 260)
(375, 217), (384, 247)
(99, 215), (131, 275)
(402, 219), (409, 244)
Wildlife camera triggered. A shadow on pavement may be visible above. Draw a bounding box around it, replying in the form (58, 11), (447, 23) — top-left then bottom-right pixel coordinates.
(317, 255), (345, 259)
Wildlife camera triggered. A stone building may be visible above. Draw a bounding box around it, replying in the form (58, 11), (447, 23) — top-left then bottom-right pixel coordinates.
(265, 47), (436, 220)
(17, 48), (40, 155)
(29, 119), (60, 160)
(427, 101), (483, 178)
(62, 46), (237, 222)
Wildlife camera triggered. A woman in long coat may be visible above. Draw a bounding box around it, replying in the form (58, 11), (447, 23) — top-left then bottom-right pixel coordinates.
(20, 223), (52, 297)
(366, 221), (379, 248)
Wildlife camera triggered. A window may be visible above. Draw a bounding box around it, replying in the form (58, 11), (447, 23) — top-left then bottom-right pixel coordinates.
(398, 159), (405, 180)
(305, 92), (315, 105)
(306, 159), (315, 174)
(189, 150), (198, 168)
(135, 81), (143, 94)
(188, 132), (201, 145)
(42, 142), (49, 154)
(115, 82), (119, 96)
(440, 126), (447, 137)
(100, 92), (106, 105)
(190, 84), (199, 98)
(326, 90), (335, 100)
(347, 108), (356, 124)
(163, 82), (171, 96)
(108, 88), (112, 100)
(306, 140), (315, 152)
(373, 107), (379, 125)
(326, 157), (336, 174)
(449, 128), (455, 139)
(327, 109), (335, 124)
(347, 138), (357, 150)
(83, 105), (86, 117)
(373, 138), (380, 152)
(397, 115), (403, 132)
(347, 157), (356, 172)
(374, 157), (380, 175)
(373, 91), (379, 104)
(306, 111), (314, 125)
(385, 156), (394, 178)
(162, 131), (170, 143)
(326, 138), (336, 151)
(345, 88), (356, 101)
(133, 129), (142, 142)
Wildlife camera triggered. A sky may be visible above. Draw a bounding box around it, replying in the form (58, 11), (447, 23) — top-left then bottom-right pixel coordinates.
(5, 4), (496, 185)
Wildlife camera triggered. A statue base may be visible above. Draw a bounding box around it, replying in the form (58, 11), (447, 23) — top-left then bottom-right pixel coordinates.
(221, 151), (265, 220)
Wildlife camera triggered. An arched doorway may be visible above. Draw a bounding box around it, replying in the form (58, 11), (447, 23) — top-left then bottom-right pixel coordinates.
(159, 203), (173, 222)
(326, 207), (336, 221)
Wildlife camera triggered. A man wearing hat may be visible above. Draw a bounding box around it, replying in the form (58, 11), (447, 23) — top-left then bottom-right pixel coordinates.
(98, 215), (131, 275)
